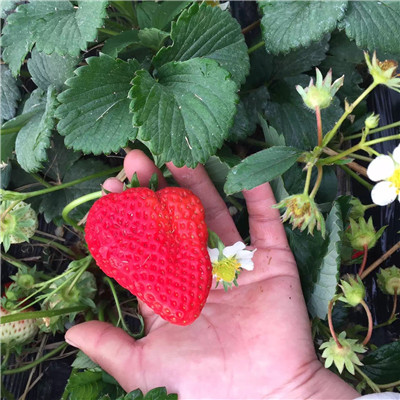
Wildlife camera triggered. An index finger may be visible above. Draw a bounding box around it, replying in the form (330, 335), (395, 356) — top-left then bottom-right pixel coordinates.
(243, 183), (290, 250)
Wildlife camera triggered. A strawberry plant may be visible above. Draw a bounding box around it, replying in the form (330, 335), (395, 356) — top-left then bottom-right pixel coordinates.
(1, 1), (400, 399)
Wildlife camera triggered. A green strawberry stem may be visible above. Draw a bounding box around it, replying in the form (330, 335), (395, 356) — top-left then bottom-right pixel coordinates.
(303, 166), (313, 196)
(320, 134), (400, 166)
(103, 277), (132, 335)
(1, 252), (31, 269)
(309, 165), (323, 199)
(31, 235), (76, 258)
(1, 347), (11, 369)
(0, 306), (88, 324)
(1, 167), (121, 202)
(322, 82), (378, 147)
(2, 342), (68, 375)
(339, 165), (373, 191)
(353, 364), (381, 393)
(247, 40), (265, 55)
(31, 173), (52, 188)
(344, 120), (400, 141)
(62, 191), (102, 231)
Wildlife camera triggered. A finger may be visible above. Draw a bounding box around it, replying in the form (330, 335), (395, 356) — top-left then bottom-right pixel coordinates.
(102, 177), (124, 194)
(243, 183), (290, 250)
(166, 163), (241, 245)
(65, 321), (143, 392)
(124, 150), (168, 188)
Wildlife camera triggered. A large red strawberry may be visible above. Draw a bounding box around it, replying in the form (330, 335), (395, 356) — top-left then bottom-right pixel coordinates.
(85, 187), (212, 325)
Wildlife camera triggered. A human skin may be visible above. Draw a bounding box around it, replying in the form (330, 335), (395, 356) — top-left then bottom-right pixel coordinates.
(66, 150), (359, 399)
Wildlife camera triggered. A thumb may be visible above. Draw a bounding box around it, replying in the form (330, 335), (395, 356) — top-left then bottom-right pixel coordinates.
(65, 321), (144, 392)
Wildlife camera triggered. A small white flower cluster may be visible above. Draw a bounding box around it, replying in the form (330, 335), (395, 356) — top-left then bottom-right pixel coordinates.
(367, 144), (400, 206)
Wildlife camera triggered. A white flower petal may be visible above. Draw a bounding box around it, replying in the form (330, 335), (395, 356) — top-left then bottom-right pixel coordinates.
(237, 249), (256, 260)
(371, 181), (397, 206)
(367, 155), (395, 181)
(223, 241), (246, 258)
(392, 144), (400, 164)
(240, 258), (254, 271)
(207, 247), (219, 263)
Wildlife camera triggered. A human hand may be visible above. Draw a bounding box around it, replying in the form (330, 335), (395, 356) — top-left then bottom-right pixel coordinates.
(65, 150), (359, 399)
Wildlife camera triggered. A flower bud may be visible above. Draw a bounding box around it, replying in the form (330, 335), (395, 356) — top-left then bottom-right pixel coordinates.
(365, 113), (380, 130)
(345, 217), (386, 251)
(377, 266), (400, 295)
(348, 198), (368, 220)
(296, 68), (344, 110)
(339, 274), (366, 307)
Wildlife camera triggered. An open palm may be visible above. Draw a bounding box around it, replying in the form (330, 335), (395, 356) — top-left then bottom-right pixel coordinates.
(66, 150), (358, 399)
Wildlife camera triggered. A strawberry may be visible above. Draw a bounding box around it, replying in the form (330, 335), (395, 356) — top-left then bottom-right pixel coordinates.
(85, 187), (212, 326)
(0, 306), (38, 346)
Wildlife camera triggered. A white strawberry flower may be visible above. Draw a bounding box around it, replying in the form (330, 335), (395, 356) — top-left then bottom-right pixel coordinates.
(367, 144), (400, 206)
(208, 241), (255, 290)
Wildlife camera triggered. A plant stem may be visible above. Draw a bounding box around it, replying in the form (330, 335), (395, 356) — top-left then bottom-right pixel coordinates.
(104, 277), (130, 331)
(389, 289), (398, 321)
(377, 378), (400, 389)
(6, 167), (121, 201)
(358, 244), (369, 276)
(322, 82), (378, 147)
(98, 27), (119, 36)
(2, 342), (68, 375)
(339, 165), (373, 190)
(31, 174), (52, 188)
(366, 120), (400, 136)
(1, 346), (10, 369)
(31, 235), (76, 258)
(62, 191), (102, 231)
(0, 306), (88, 324)
(309, 165), (323, 199)
(360, 240), (400, 280)
(365, 133), (400, 147)
(1, 252), (31, 269)
(354, 364), (381, 393)
(360, 299), (373, 346)
(245, 138), (268, 148)
(303, 166), (313, 196)
(328, 298), (342, 348)
(315, 106), (323, 146)
(1, 200), (21, 220)
(248, 40), (265, 54)
(242, 19), (260, 34)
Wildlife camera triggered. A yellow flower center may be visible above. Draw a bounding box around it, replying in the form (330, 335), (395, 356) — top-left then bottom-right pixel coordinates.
(387, 167), (400, 193)
(212, 257), (241, 283)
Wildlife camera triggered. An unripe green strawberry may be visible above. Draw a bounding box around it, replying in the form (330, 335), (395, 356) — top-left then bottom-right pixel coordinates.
(85, 187), (212, 326)
(0, 201), (38, 252)
(0, 306), (38, 347)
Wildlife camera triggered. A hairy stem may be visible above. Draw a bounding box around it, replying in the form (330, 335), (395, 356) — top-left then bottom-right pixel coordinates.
(2, 343), (68, 375)
(328, 299), (342, 349)
(360, 299), (373, 346)
(358, 244), (369, 276)
(315, 106), (323, 146)
(389, 289), (398, 321)
(360, 240), (400, 280)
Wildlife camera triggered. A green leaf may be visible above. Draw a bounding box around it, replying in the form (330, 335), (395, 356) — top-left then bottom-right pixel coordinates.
(2, 0), (107, 76)
(135, 1), (188, 30)
(228, 100), (254, 143)
(339, 1), (400, 54)
(71, 351), (99, 369)
(259, 115), (285, 147)
(129, 58), (238, 167)
(15, 87), (58, 173)
(362, 341), (400, 384)
(56, 54), (140, 155)
(138, 28), (169, 52)
(258, 0), (348, 54)
(1, 132), (17, 163)
(153, 2), (250, 87)
(1, 65), (20, 122)
(27, 48), (80, 91)
(0, 0), (18, 18)
(224, 146), (302, 194)
(102, 30), (141, 58)
(307, 202), (342, 320)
